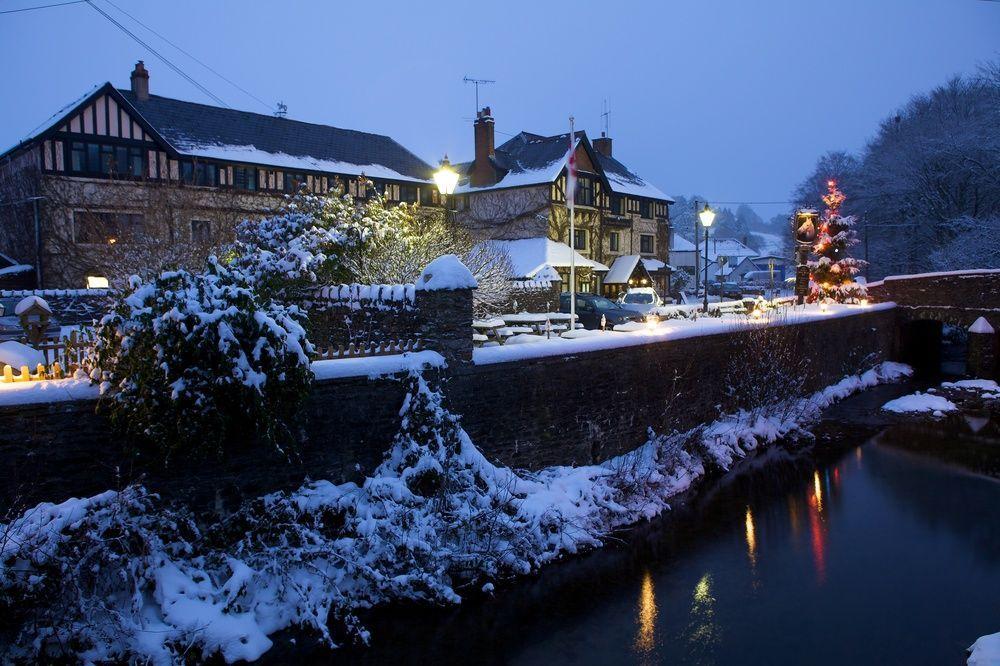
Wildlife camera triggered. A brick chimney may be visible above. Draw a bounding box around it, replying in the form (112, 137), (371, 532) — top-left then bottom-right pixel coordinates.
(130, 61), (149, 101)
(594, 132), (613, 158)
(470, 107), (495, 187)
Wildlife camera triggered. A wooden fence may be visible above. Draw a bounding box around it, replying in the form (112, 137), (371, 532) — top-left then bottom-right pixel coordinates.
(0, 330), (93, 383)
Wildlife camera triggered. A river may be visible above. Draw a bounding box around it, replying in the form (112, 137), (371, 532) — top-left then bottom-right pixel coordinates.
(287, 384), (1000, 665)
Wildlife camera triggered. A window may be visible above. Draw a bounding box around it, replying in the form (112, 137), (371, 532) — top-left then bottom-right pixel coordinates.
(574, 177), (594, 206)
(639, 200), (651, 218)
(182, 161), (217, 186)
(190, 219), (212, 244)
(420, 187), (440, 206)
(234, 166), (257, 191)
(73, 211), (145, 244)
(68, 141), (144, 177)
(626, 198), (640, 214)
(609, 231), (620, 252)
(640, 234), (655, 254)
(573, 229), (587, 250)
(284, 172), (307, 193)
(609, 195), (624, 215)
(399, 185), (418, 203)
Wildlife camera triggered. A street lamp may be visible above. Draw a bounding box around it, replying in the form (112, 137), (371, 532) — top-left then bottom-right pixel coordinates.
(699, 203), (715, 312)
(433, 155), (459, 225)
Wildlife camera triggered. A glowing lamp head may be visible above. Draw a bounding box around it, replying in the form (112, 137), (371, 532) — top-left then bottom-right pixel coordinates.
(699, 204), (716, 228)
(433, 156), (459, 196)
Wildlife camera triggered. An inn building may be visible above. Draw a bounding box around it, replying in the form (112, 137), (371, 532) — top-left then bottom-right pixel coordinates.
(452, 107), (674, 297)
(0, 62), (439, 289)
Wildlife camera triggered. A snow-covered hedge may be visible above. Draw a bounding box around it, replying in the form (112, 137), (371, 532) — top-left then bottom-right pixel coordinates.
(91, 259), (312, 459)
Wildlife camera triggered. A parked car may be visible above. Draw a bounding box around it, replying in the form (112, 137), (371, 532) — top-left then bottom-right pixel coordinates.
(717, 282), (743, 300)
(616, 287), (665, 315)
(559, 292), (644, 330)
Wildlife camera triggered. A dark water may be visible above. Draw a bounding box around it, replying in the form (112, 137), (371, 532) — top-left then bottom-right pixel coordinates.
(314, 405), (1000, 666)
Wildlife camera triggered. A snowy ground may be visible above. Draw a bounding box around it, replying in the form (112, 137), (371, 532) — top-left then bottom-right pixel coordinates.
(0, 360), (912, 663)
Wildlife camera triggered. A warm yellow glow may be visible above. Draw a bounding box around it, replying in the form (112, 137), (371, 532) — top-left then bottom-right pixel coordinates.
(813, 470), (823, 512)
(85, 276), (109, 289)
(745, 506), (757, 567)
(694, 573), (712, 604)
(750, 308), (764, 321)
(859, 298), (869, 307)
(819, 301), (829, 313)
(107, 237), (118, 245)
(634, 570), (658, 654)
(433, 156), (459, 196)
(645, 314), (659, 331)
(699, 204), (716, 228)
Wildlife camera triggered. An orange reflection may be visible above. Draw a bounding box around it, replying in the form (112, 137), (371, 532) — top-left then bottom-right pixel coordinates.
(634, 570), (658, 654)
(855, 446), (863, 466)
(787, 495), (801, 539)
(808, 470), (827, 583)
(745, 506), (757, 568)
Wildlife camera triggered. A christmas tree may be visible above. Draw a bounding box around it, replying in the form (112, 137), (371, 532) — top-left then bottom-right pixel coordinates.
(808, 179), (867, 302)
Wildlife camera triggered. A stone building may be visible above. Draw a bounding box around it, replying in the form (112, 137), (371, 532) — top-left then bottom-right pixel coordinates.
(452, 107), (674, 297)
(0, 62), (439, 288)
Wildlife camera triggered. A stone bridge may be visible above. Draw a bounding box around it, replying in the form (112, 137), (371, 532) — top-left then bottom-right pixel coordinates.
(868, 269), (1000, 376)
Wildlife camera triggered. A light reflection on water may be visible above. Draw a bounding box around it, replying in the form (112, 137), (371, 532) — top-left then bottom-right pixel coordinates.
(634, 570), (658, 656)
(744, 506), (757, 569)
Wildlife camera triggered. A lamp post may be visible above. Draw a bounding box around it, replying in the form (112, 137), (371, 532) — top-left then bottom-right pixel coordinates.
(433, 155), (459, 225)
(699, 203), (715, 312)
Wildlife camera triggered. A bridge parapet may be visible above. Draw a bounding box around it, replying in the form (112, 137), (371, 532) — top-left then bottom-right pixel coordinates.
(868, 269), (1000, 329)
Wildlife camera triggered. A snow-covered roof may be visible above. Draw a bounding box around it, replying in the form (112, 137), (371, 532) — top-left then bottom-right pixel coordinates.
(595, 152), (673, 202)
(642, 258), (674, 272)
(456, 130), (672, 202)
(703, 238), (757, 261)
(670, 235), (697, 252)
(482, 238), (610, 278)
(3, 83), (435, 183)
(604, 255), (642, 284)
(14, 295), (51, 316)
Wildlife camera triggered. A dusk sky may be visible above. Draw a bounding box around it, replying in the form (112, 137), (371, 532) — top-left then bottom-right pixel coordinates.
(2, 0), (997, 221)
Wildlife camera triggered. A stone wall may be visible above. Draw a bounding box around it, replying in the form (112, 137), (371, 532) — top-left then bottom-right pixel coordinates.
(868, 269), (1000, 329)
(0, 308), (894, 513)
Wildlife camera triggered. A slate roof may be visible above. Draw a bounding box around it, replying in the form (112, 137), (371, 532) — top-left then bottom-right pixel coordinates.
(457, 129), (671, 202)
(114, 90), (435, 182)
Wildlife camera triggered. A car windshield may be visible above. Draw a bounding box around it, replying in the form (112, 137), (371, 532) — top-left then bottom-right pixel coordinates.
(623, 293), (654, 304)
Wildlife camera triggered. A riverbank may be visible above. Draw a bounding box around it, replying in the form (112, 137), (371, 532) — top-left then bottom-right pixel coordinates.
(313, 376), (1000, 666)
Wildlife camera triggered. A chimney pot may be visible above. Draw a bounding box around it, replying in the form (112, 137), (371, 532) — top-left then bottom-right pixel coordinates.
(130, 61), (150, 101)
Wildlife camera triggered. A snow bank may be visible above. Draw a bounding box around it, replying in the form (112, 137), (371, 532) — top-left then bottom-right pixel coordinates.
(0, 377), (98, 407)
(311, 350), (445, 380)
(0, 340), (45, 369)
(415, 254), (477, 291)
(882, 392), (957, 415)
(969, 631), (1000, 666)
(475, 302), (895, 365)
(942, 379), (1000, 393)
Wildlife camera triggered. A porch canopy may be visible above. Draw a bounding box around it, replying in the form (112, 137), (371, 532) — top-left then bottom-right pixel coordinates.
(480, 237), (610, 279)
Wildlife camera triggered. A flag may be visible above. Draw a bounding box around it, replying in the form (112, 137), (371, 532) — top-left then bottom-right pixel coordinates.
(566, 121), (577, 204)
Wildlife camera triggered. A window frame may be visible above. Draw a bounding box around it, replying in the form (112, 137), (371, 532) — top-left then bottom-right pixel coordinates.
(573, 228), (588, 251)
(72, 209), (146, 245)
(639, 233), (655, 254)
(609, 231), (620, 252)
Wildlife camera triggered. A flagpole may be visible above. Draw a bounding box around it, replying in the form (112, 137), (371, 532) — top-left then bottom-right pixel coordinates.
(569, 116), (576, 331)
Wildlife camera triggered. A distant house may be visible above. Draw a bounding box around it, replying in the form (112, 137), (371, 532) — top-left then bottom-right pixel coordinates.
(669, 232), (698, 272)
(728, 254), (796, 283)
(701, 238), (758, 281)
(0, 62), (439, 288)
(452, 107), (673, 296)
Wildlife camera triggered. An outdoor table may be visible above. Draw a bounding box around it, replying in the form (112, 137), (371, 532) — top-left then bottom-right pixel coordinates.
(473, 317), (507, 344)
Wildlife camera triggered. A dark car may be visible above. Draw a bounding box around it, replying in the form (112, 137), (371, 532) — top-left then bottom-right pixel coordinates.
(559, 292), (644, 330)
(719, 282), (743, 300)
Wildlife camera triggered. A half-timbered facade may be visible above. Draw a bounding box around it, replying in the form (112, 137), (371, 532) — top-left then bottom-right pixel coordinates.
(0, 62), (438, 288)
(453, 107), (673, 296)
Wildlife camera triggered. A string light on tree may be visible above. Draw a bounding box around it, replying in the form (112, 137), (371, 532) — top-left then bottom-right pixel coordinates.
(808, 179), (867, 303)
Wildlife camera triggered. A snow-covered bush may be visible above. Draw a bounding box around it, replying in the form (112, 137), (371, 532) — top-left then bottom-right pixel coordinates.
(230, 189), (369, 300)
(92, 258), (312, 459)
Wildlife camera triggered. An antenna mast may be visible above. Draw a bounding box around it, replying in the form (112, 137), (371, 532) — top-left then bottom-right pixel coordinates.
(601, 98), (611, 136)
(274, 101), (287, 118)
(463, 76), (496, 114)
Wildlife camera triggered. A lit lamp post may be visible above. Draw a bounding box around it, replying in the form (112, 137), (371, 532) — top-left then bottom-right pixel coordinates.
(433, 156), (459, 224)
(699, 203), (715, 312)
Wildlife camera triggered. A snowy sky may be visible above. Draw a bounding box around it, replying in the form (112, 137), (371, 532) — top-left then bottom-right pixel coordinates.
(1, 0), (997, 222)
